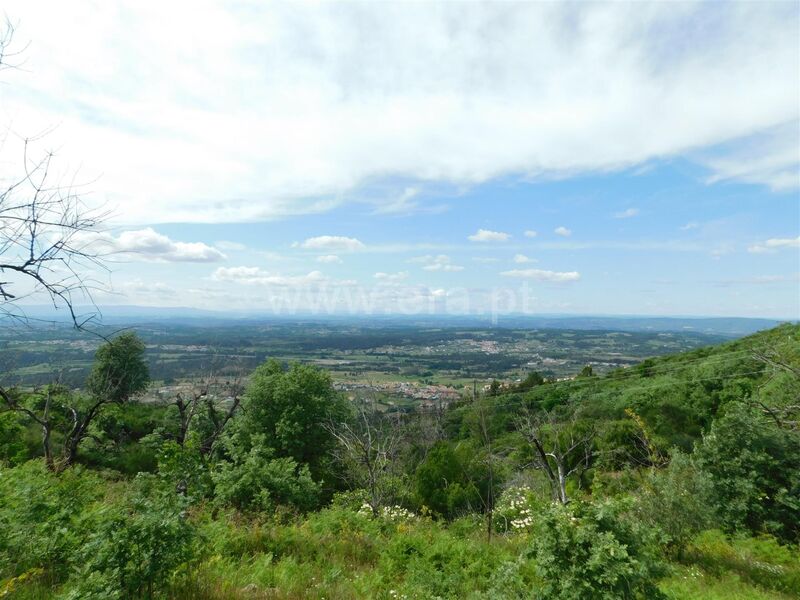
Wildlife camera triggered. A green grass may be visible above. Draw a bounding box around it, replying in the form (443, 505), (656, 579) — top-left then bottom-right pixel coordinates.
(5, 514), (797, 599)
(660, 566), (797, 600)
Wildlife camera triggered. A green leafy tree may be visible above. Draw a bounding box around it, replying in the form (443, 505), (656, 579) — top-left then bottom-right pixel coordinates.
(62, 332), (150, 468)
(694, 402), (800, 540)
(237, 359), (348, 478)
(516, 371), (545, 391)
(86, 332), (150, 404)
(414, 441), (487, 518)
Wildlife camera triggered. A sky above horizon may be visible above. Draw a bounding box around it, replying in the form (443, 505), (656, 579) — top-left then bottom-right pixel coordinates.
(2, 1), (799, 319)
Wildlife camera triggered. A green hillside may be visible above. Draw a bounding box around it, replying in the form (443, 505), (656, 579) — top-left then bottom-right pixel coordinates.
(1, 324), (798, 599)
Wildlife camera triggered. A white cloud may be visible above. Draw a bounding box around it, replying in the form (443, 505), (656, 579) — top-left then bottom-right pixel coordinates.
(680, 222), (699, 231)
(524, 230), (538, 238)
(468, 229), (511, 242)
(554, 226), (572, 237)
(374, 271), (409, 283)
(513, 254), (537, 264)
(613, 208), (640, 219)
(697, 121), (800, 192)
(412, 254), (465, 272)
(297, 236), (365, 252)
(316, 254), (342, 264)
(88, 228), (226, 262)
(500, 268), (581, 282)
(424, 263), (465, 273)
(369, 187), (448, 216)
(747, 236), (800, 254)
(212, 266), (341, 287)
(5, 2), (795, 224)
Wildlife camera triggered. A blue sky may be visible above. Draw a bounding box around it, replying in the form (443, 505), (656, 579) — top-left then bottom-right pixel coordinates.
(2, 1), (798, 318)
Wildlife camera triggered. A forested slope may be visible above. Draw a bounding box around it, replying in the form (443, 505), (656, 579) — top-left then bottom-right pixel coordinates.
(0, 324), (798, 599)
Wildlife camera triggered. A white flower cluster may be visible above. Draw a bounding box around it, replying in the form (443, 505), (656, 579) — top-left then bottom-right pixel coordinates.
(381, 505), (415, 522)
(510, 508), (535, 530)
(388, 589), (409, 599)
(357, 502), (416, 523)
(496, 486), (537, 532)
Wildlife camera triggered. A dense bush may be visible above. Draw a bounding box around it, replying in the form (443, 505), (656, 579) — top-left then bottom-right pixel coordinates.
(528, 499), (665, 600)
(694, 403), (800, 540)
(0, 411), (27, 465)
(635, 451), (716, 557)
(211, 441), (320, 512)
(237, 359), (350, 478)
(0, 461), (103, 582)
(413, 441), (488, 518)
(65, 476), (198, 599)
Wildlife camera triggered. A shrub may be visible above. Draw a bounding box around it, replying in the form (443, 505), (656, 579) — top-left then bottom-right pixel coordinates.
(694, 403), (800, 540)
(0, 461), (102, 581)
(66, 475), (198, 599)
(635, 451), (716, 558)
(494, 485), (542, 533)
(528, 499), (665, 600)
(211, 445), (320, 512)
(0, 411), (28, 466)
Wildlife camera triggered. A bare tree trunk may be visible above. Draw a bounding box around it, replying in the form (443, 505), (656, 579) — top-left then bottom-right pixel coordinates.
(42, 423), (54, 471)
(41, 387), (54, 471)
(61, 400), (104, 471)
(516, 408), (594, 506)
(556, 460), (568, 505)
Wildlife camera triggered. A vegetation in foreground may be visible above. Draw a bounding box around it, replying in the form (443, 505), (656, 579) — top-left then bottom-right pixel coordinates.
(1, 324), (798, 599)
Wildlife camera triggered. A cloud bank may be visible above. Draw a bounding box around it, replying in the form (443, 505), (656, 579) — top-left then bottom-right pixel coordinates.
(500, 268), (581, 283)
(90, 228), (226, 262)
(2, 1), (797, 224)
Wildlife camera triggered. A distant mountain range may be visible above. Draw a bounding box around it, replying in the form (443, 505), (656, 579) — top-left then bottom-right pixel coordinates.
(6, 305), (792, 338)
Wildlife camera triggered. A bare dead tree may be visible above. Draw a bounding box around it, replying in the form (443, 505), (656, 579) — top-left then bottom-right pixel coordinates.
(0, 379), (119, 472)
(0, 384), (60, 470)
(162, 371), (244, 457)
(0, 139), (110, 327)
(515, 408), (595, 505)
(0, 22), (109, 328)
(326, 400), (405, 516)
(0, 17), (26, 72)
